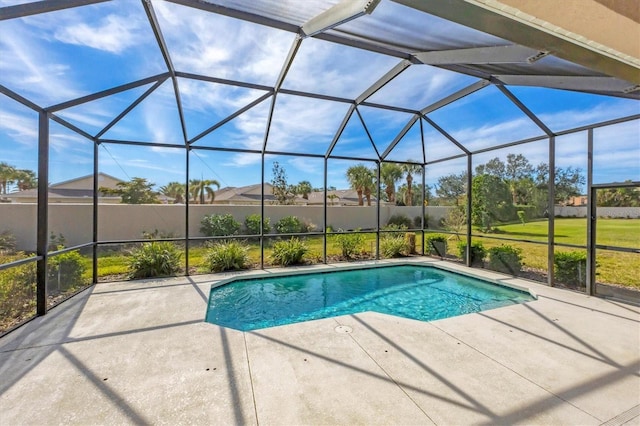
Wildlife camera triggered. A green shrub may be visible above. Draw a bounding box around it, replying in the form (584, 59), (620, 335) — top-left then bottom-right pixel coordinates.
(457, 241), (487, 266)
(200, 214), (241, 237)
(387, 214), (412, 228)
(128, 241), (182, 279)
(554, 251), (587, 286)
(0, 253), (36, 333)
(0, 231), (16, 254)
(205, 241), (249, 272)
(275, 216), (304, 234)
(271, 237), (308, 266)
(381, 224), (407, 233)
(413, 214), (430, 229)
(488, 245), (523, 275)
(48, 233), (67, 252)
(331, 229), (364, 259)
(380, 234), (408, 258)
(47, 250), (87, 292)
(425, 234), (448, 257)
(245, 214), (271, 235)
(517, 210), (526, 225)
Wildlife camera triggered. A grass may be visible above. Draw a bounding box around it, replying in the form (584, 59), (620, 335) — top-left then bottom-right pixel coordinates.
(470, 218), (639, 289)
(77, 220), (637, 289)
(486, 217), (639, 248)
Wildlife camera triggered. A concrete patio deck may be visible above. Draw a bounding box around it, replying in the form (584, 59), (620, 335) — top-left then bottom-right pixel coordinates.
(1, 259), (639, 425)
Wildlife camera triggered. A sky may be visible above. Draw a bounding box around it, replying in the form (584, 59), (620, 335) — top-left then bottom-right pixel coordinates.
(0, 0), (638, 195)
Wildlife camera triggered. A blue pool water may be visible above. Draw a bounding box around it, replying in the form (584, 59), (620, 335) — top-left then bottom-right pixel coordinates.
(205, 265), (534, 331)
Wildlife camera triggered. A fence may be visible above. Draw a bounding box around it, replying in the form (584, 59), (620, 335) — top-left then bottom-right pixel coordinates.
(1, 204), (453, 251)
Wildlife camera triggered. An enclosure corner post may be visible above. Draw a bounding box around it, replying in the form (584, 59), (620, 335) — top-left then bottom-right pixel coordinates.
(586, 129), (595, 296)
(466, 153), (472, 267)
(548, 136), (556, 287)
(36, 111), (50, 316)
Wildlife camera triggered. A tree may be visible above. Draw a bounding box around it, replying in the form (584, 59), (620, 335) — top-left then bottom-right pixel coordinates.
(471, 174), (512, 231)
(346, 164), (375, 206)
(0, 162), (16, 195)
(159, 182), (186, 204)
(401, 163), (423, 206)
(554, 167), (586, 204)
(435, 172), (467, 206)
(295, 180), (312, 200)
(13, 169), (37, 191)
(597, 182), (640, 207)
(505, 154), (534, 204)
(534, 163), (585, 205)
(380, 163), (403, 203)
(270, 162), (296, 205)
(189, 179), (220, 204)
(100, 177), (160, 204)
(397, 183), (430, 207)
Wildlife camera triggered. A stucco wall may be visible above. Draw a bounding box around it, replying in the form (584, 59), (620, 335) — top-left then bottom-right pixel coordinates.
(1, 204), (453, 251)
(554, 206), (640, 218)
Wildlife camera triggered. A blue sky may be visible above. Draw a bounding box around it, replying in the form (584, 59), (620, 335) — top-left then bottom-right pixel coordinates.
(0, 0), (638, 194)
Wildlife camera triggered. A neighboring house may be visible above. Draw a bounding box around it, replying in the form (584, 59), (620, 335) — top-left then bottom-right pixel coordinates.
(211, 184), (381, 206)
(7, 173), (123, 204)
(566, 195), (588, 206)
(307, 189), (381, 206)
(213, 183), (306, 205)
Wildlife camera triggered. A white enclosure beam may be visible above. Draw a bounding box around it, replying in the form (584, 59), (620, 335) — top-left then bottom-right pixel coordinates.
(301, 0), (381, 37)
(415, 45), (543, 65)
(494, 75), (635, 92)
(393, 0), (640, 85)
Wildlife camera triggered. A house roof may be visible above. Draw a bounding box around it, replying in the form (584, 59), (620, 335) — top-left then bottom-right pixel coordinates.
(7, 173), (123, 200)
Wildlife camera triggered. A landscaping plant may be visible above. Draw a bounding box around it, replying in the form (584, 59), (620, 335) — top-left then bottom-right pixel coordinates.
(275, 215), (304, 234)
(331, 229), (365, 259)
(425, 234), (448, 257)
(244, 214), (271, 235)
(205, 240), (250, 272)
(128, 241), (182, 279)
(380, 233), (409, 258)
(488, 245), (523, 275)
(47, 250), (87, 292)
(386, 214), (413, 229)
(457, 241), (487, 266)
(271, 237), (308, 266)
(554, 251), (587, 287)
(200, 213), (241, 237)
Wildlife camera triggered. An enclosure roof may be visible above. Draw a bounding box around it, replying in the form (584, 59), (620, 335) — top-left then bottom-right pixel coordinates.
(0, 0), (638, 162)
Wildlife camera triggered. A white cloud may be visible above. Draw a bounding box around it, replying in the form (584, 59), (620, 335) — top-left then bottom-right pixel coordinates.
(538, 101), (640, 131)
(54, 14), (140, 54)
(0, 21), (81, 105)
(367, 65), (476, 110)
(266, 95), (350, 152)
(0, 109), (38, 146)
(153, 1), (293, 85)
(282, 36), (399, 99)
(287, 157), (322, 177)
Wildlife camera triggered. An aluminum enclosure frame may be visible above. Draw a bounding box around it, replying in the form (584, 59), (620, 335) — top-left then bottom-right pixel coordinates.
(0, 0), (639, 329)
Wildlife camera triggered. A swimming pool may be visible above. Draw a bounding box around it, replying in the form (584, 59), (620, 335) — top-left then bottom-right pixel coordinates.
(205, 264), (535, 331)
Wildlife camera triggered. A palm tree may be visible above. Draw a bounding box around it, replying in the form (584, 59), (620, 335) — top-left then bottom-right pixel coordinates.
(295, 180), (312, 200)
(14, 169), (37, 191)
(189, 179), (220, 204)
(401, 162), (423, 206)
(159, 181), (186, 204)
(0, 162), (17, 195)
(381, 162), (403, 203)
(346, 164), (374, 206)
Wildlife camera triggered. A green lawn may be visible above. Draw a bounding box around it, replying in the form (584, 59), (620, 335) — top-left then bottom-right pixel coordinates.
(470, 218), (639, 289)
(484, 218), (639, 248)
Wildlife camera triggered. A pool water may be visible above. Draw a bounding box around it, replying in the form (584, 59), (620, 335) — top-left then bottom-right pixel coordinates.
(205, 265), (534, 331)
